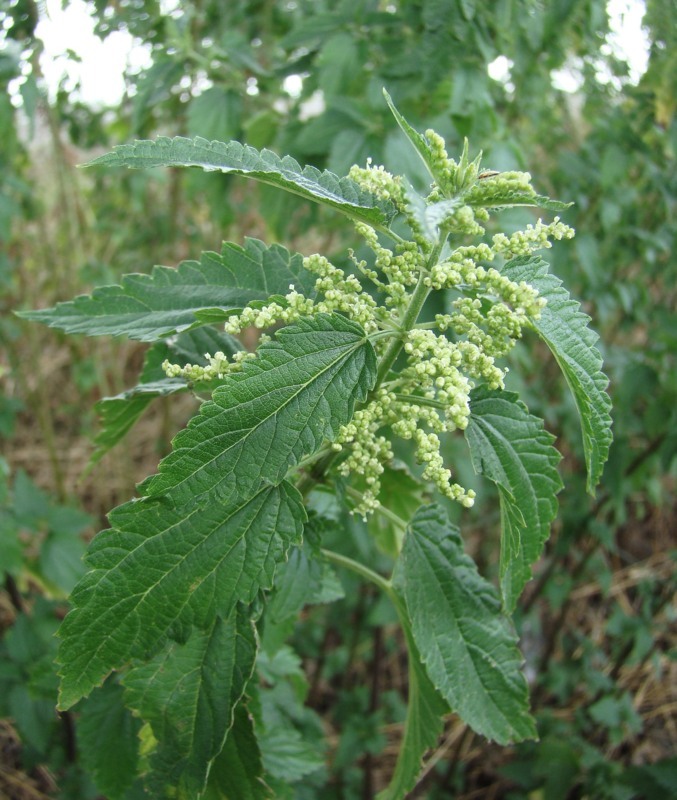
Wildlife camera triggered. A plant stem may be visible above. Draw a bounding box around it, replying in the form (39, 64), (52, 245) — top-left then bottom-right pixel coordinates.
(373, 240), (444, 390)
(320, 548), (394, 600)
(392, 392), (446, 411)
(374, 274), (429, 388)
(295, 240), (446, 498)
(295, 446), (334, 474)
(295, 449), (340, 497)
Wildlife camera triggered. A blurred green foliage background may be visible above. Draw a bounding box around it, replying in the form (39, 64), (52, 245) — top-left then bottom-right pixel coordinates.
(1, 1), (675, 797)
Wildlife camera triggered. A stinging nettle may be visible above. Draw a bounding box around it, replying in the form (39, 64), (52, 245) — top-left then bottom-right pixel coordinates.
(19, 90), (611, 799)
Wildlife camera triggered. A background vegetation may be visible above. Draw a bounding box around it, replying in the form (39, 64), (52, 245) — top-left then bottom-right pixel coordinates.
(1, 0), (675, 797)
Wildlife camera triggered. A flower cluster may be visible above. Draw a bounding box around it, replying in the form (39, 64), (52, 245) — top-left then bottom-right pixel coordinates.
(176, 135), (574, 523)
(222, 256), (381, 337)
(303, 254), (381, 333)
(436, 303), (520, 361)
(223, 288), (316, 335)
(426, 243), (495, 290)
(414, 429), (476, 508)
(333, 389), (395, 517)
(348, 159), (405, 209)
(492, 216), (574, 256)
(162, 349), (255, 382)
(354, 223), (425, 309)
(438, 204), (488, 237)
(333, 382), (477, 516)
(331, 314), (489, 514)
(390, 401), (475, 507)
(402, 329), (476, 426)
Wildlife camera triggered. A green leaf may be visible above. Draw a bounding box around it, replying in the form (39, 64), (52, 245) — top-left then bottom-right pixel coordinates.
(187, 86), (242, 142)
(8, 685), (56, 753)
(267, 539), (343, 624)
(90, 380), (187, 465)
(90, 327), (242, 465)
(78, 680), (142, 800)
(89, 327), (242, 466)
(123, 607), (257, 798)
(142, 314), (377, 507)
(466, 388), (563, 611)
(399, 504), (537, 744)
(38, 528), (87, 595)
(383, 90), (438, 184)
(464, 186), (572, 211)
(17, 239), (316, 342)
(401, 179), (464, 245)
(204, 705), (270, 800)
(56, 481), (304, 710)
(502, 255), (613, 492)
(377, 601), (447, 800)
(86, 137), (397, 230)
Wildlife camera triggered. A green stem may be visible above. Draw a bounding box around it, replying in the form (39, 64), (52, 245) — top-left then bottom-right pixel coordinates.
(374, 276), (428, 387)
(320, 549), (395, 600)
(322, 549), (441, 800)
(392, 392), (446, 411)
(373, 240), (444, 390)
(295, 446), (334, 474)
(368, 328), (400, 344)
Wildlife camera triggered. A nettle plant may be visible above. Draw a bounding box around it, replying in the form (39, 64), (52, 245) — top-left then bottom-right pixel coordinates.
(22, 94), (612, 799)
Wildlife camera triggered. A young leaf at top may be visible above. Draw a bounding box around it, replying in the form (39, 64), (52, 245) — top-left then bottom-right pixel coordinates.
(385, 90), (570, 211)
(502, 255), (613, 493)
(123, 607), (257, 798)
(18, 239), (316, 342)
(465, 387), (563, 612)
(398, 504), (537, 744)
(56, 481), (304, 710)
(141, 313), (377, 507)
(400, 177), (461, 246)
(383, 89), (439, 184)
(86, 137), (398, 230)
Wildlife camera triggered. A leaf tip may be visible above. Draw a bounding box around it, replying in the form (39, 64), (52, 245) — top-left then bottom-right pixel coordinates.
(81, 152), (111, 169)
(56, 678), (80, 712)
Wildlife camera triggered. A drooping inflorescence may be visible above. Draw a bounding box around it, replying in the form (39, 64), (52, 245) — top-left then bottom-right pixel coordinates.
(163, 134), (573, 519)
